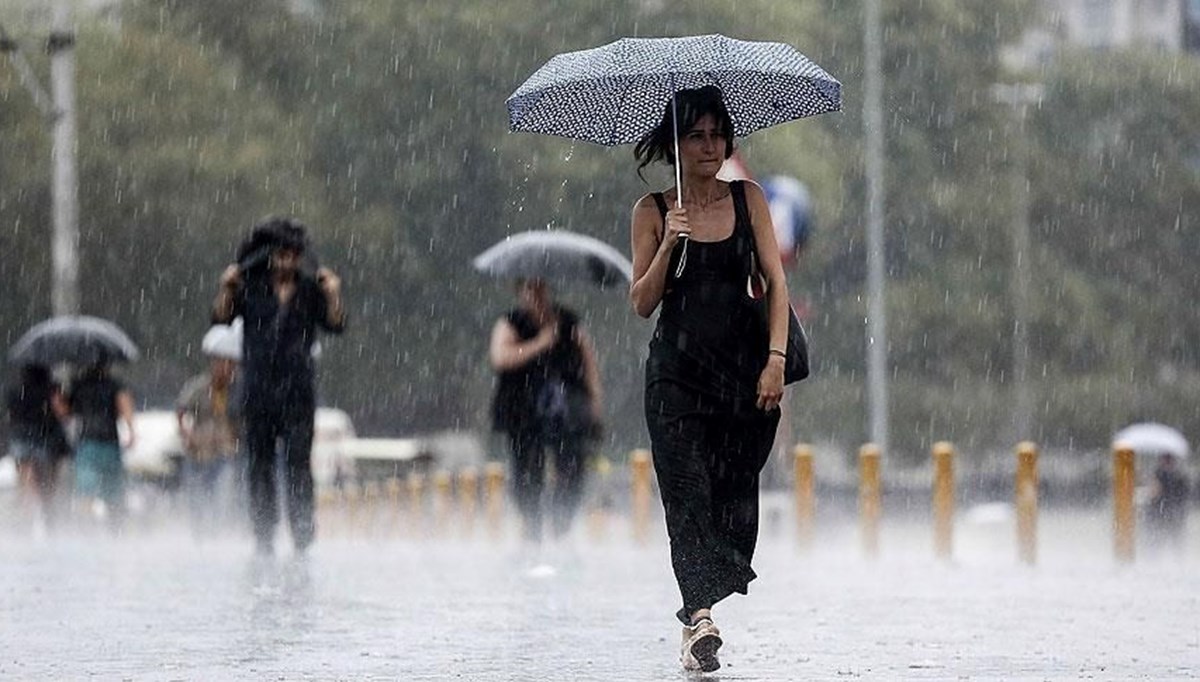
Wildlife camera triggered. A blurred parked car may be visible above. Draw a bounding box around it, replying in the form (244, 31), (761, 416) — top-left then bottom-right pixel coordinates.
(312, 407), (356, 488)
(122, 407), (356, 491)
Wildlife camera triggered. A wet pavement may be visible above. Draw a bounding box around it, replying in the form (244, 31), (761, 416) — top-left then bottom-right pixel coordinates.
(1, 497), (1198, 680)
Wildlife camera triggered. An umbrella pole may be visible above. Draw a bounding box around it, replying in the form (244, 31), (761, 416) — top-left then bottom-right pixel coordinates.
(672, 91), (682, 209)
(671, 90), (689, 277)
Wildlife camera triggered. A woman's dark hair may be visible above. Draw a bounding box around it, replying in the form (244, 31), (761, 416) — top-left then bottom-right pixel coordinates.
(633, 85), (735, 181)
(19, 364), (52, 388)
(77, 362), (110, 382)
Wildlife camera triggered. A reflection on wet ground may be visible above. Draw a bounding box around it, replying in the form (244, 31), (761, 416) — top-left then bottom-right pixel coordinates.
(1, 504), (1198, 680)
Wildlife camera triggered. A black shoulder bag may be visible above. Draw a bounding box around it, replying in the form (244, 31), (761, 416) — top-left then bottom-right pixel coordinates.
(736, 181), (811, 385)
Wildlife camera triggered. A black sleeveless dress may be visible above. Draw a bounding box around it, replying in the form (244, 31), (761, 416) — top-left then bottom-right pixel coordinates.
(644, 180), (781, 624)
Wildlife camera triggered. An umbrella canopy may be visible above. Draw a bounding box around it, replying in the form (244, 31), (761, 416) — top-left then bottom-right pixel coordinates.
(472, 231), (633, 288)
(8, 315), (139, 366)
(1113, 423), (1189, 459)
(198, 317), (321, 361)
(507, 34), (842, 146)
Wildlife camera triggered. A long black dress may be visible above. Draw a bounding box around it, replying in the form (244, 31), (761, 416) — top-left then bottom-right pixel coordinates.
(644, 180), (781, 625)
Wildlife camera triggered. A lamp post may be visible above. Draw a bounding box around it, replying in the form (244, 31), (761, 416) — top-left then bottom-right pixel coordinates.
(0, 3), (79, 317)
(991, 82), (1043, 444)
(863, 0), (889, 454)
(49, 0), (80, 316)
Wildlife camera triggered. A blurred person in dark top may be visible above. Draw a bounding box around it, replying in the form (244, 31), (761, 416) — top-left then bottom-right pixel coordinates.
(212, 216), (345, 557)
(1145, 453), (1191, 553)
(489, 278), (603, 544)
(66, 362), (136, 530)
(4, 363), (70, 532)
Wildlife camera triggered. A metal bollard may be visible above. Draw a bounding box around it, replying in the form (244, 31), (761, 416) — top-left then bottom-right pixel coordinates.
(385, 478), (404, 538)
(316, 487), (339, 534)
(932, 441), (955, 561)
(859, 444), (881, 559)
(432, 470), (453, 535)
(362, 480), (381, 537)
(586, 456), (613, 544)
(406, 472), (425, 537)
(1112, 444), (1136, 564)
(484, 462), (505, 540)
(1015, 441), (1038, 565)
(457, 467), (479, 537)
(793, 444), (815, 550)
(631, 449), (653, 545)
(343, 482), (362, 537)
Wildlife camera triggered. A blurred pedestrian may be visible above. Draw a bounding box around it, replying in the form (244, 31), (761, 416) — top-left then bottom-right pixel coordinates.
(1145, 453), (1191, 552)
(629, 86), (789, 673)
(212, 216), (345, 556)
(489, 277), (603, 543)
(65, 361), (136, 529)
(175, 342), (242, 538)
(4, 364), (70, 533)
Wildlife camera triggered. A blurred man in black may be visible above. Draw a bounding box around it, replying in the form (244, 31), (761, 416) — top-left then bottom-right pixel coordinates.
(213, 217), (345, 556)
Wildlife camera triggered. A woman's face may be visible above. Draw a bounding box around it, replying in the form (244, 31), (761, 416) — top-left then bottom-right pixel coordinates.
(677, 113), (727, 176)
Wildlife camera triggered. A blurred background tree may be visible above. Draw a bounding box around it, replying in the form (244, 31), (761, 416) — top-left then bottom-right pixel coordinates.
(1, 0), (1197, 464)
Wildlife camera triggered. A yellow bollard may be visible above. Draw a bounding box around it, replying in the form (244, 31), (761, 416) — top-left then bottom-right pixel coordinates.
(432, 470), (453, 535)
(793, 444), (815, 550)
(484, 462), (505, 540)
(859, 444), (881, 559)
(631, 449), (653, 545)
(385, 478), (404, 538)
(586, 456), (613, 544)
(1113, 444), (1136, 564)
(1015, 441), (1039, 565)
(316, 487), (339, 534)
(362, 480), (381, 537)
(406, 472), (425, 537)
(458, 468), (479, 537)
(932, 441), (955, 561)
(343, 482), (362, 538)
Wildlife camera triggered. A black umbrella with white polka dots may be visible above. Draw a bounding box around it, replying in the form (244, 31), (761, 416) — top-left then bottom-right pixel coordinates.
(507, 34), (841, 273)
(507, 34), (841, 149)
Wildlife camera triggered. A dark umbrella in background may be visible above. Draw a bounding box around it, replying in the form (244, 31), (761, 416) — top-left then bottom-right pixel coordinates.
(473, 230), (633, 289)
(8, 315), (139, 366)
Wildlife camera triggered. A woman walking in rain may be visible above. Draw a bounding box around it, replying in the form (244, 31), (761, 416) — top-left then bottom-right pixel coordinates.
(489, 277), (603, 544)
(629, 86), (789, 673)
(4, 364), (70, 533)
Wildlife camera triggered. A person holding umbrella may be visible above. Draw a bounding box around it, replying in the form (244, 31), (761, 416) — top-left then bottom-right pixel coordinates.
(509, 34), (836, 670)
(629, 86), (790, 673)
(488, 277), (604, 544)
(212, 216), (345, 557)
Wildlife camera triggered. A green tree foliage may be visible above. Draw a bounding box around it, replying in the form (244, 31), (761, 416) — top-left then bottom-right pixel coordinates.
(1027, 49), (1200, 443)
(2, 0), (1196, 462)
